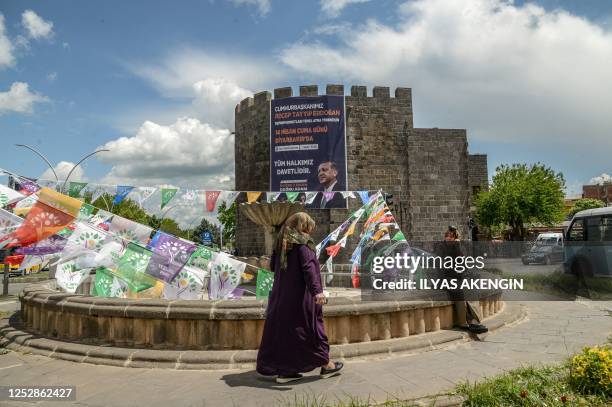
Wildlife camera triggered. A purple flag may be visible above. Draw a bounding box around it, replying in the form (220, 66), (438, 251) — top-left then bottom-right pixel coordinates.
(15, 235), (67, 255)
(18, 180), (41, 196)
(145, 232), (197, 283)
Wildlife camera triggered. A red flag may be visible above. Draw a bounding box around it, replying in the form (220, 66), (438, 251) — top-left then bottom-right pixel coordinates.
(351, 263), (360, 288)
(0, 188), (82, 248)
(205, 191), (221, 212)
(325, 243), (341, 258)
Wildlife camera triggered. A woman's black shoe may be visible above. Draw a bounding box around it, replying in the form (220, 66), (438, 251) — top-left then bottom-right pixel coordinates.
(468, 323), (488, 334)
(320, 361), (344, 379)
(276, 373), (303, 384)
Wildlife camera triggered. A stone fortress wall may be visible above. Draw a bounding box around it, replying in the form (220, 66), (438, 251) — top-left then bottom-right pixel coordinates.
(234, 84), (488, 259)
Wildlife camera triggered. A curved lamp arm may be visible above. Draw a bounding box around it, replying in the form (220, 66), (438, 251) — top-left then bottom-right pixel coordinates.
(15, 144), (58, 183)
(61, 149), (109, 193)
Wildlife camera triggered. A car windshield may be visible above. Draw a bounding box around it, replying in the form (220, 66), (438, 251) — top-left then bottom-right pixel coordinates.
(535, 237), (558, 246)
(531, 245), (551, 252)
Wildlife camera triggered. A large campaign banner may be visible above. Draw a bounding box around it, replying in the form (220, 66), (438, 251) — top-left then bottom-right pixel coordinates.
(270, 95), (347, 208)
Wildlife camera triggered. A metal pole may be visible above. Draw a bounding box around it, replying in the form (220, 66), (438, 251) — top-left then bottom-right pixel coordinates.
(15, 144), (59, 183)
(61, 149), (109, 193)
(2, 263), (8, 296)
(1, 250), (10, 296)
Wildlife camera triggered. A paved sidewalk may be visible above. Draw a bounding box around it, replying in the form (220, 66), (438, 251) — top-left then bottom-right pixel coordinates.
(0, 300), (610, 407)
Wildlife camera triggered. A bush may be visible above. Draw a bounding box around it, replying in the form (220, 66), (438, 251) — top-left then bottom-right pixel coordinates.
(569, 345), (612, 396)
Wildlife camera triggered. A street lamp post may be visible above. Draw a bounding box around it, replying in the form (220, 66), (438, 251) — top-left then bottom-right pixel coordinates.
(61, 149), (109, 193)
(15, 144), (59, 184)
(15, 145), (110, 194)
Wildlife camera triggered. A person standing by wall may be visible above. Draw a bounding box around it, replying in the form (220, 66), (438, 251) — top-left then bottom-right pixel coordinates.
(437, 226), (488, 334)
(256, 212), (343, 383)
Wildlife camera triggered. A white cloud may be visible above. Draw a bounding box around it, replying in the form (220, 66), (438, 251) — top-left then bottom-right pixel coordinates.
(0, 14), (15, 68)
(22, 10), (54, 40)
(313, 22), (352, 35)
(128, 48), (281, 98)
(589, 173), (612, 185)
(320, 0), (371, 18)
(39, 161), (86, 182)
(46, 72), (57, 82)
(192, 78), (252, 129)
(228, 0), (271, 16)
(0, 82), (49, 114)
(13, 35), (30, 50)
(121, 49), (285, 132)
(280, 0), (612, 151)
(98, 117), (235, 189)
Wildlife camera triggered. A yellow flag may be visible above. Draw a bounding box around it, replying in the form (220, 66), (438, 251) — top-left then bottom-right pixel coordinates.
(39, 187), (83, 217)
(373, 227), (389, 241)
(247, 192), (262, 203)
(344, 221), (357, 238)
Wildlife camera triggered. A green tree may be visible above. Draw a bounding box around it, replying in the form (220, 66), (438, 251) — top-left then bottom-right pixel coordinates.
(475, 163), (565, 240)
(568, 198), (605, 218)
(92, 194), (149, 225)
(217, 201), (237, 246)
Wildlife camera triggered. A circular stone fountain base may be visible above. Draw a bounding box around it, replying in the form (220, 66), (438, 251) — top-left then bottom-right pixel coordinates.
(0, 282), (524, 369)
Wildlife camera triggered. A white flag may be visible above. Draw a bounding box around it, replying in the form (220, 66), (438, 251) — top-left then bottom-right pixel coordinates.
(0, 185), (25, 207)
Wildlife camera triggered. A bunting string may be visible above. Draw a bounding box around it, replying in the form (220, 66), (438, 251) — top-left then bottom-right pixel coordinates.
(0, 167), (405, 297)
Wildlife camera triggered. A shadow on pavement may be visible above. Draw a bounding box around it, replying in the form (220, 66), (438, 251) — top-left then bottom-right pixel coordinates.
(221, 370), (322, 390)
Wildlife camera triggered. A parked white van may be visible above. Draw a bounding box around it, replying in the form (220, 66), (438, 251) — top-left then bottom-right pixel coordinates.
(522, 232), (564, 265)
(564, 207), (612, 276)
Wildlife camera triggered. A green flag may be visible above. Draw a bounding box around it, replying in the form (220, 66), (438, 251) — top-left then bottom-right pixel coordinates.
(256, 268), (274, 299)
(188, 246), (214, 270)
(392, 231), (406, 241)
(68, 181), (88, 198)
(93, 268), (128, 298)
(77, 203), (95, 221)
(286, 192), (299, 202)
(115, 243), (156, 292)
(161, 188), (178, 209)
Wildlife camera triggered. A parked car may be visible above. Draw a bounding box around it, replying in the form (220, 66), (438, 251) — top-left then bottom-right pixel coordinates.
(564, 207), (612, 277)
(522, 232), (564, 265)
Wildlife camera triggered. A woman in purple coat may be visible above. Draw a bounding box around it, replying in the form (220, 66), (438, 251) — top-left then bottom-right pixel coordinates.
(256, 212), (343, 383)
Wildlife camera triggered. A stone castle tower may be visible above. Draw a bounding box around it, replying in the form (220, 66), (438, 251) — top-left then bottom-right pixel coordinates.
(234, 84), (488, 259)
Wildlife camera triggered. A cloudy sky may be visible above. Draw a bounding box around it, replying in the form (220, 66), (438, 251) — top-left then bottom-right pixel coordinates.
(1, 0), (611, 197)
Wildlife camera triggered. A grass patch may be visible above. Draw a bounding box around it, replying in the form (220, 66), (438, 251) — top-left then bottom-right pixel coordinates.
(457, 363), (610, 406)
(275, 393), (423, 407)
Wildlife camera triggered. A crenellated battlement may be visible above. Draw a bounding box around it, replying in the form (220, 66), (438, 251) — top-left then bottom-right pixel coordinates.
(235, 84), (412, 114)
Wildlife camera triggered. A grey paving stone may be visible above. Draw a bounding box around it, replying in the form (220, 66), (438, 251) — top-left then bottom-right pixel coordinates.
(0, 300), (609, 406)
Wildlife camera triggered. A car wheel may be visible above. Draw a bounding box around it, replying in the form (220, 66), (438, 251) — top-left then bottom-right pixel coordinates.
(522, 258), (529, 265)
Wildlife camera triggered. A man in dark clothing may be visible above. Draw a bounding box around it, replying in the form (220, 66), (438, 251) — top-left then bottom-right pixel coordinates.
(310, 161), (346, 209)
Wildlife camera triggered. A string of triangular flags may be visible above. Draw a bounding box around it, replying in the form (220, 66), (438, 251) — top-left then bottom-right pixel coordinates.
(314, 191), (407, 288)
(1, 168), (407, 298)
(8, 174), (379, 212)
(0, 171), (256, 301)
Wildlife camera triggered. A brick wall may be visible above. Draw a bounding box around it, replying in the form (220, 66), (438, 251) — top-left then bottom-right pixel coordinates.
(583, 184), (612, 205)
(405, 128), (470, 242)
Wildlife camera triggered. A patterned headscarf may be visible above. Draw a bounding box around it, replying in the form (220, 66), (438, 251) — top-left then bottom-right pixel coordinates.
(275, 212), (316, 272)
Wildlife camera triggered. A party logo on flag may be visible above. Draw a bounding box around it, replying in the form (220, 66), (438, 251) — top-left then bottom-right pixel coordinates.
(255, 268), (274, 299)
(145, 232), (197, 283)
(161, 188), (178, 209)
